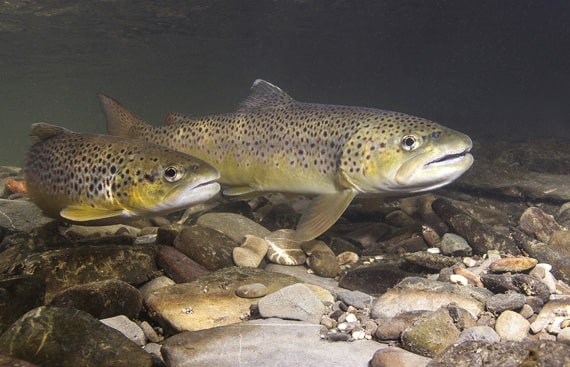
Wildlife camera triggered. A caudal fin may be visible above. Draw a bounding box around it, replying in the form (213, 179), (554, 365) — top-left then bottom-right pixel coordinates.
(97, 94), (152, 138)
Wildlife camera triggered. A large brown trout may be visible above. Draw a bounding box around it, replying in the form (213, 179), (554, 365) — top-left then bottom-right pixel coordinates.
(99, 80), (473, 240)
(24, 123), (220, 224)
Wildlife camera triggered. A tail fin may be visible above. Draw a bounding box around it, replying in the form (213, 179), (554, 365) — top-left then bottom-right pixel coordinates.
(97, 94), (151, 138)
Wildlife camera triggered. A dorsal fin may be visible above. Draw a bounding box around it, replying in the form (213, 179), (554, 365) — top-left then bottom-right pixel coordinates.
(98, 94), (151, 138)
(237, 79), (295, 112)
(30, 123), (71, 144)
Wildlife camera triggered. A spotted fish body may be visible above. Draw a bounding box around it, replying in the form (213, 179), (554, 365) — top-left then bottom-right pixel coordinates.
(99, 80), (473, 240)
(23, 123), (220, 224)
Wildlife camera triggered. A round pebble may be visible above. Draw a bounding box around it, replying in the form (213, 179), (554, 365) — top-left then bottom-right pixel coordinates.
(235, 283), (268, 298)
(233, 235), (268, 268)
(495, 310), (530, 341)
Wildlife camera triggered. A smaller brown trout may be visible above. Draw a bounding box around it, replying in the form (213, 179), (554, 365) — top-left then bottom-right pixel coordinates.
(23, 123), (220, 224)
(99, 80), (473, 240)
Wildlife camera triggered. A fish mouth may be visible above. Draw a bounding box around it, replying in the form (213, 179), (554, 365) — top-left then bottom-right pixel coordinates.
(424, 147), (473, 167)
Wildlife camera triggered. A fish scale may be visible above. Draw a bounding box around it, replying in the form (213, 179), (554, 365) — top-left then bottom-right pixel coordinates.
(99, 79), (474, 240)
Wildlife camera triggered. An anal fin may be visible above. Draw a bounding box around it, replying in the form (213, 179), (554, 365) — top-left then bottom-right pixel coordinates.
(293, 190), (357, 242)
(60, 205), (125, 222)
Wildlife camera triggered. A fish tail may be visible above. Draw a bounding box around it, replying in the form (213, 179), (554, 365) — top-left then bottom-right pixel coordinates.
(98, 94), (151, 138)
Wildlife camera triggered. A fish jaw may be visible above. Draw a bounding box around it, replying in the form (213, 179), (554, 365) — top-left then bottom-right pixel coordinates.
(146, 181), (221, 215)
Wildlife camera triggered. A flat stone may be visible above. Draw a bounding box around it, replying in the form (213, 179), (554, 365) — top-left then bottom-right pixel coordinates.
(494, 310), (530, 341)
(489, 257), (538, 273)
(232, 235), (268, 268)
(336, 289), (375, 309)
(197, 212), (270, 242)
(369, 346), (431, 367)
(485, 293), (526, 314)
(0, 306), (151, 367)
(258, 283), (325, 324)
(440, 233), (472, 256)
(0, 275), (45, 334)
(49, 279), (142, 319)
(529, 263), (557, 294)
(144, 267), (301, 332)
(156, 245), (210, 283)
(520, 206), (563, 242)
(161, 318), (384, 367)
(455, 325), (501, 344)
(264, 264), (343, 295)
(265, 229), (307, 265)
(403, 251), (461, 271)
(0, 199), (54, 232)
(100, 315), (146, 346)
(302, 240), (340, 278)
(235, 283), (267, 298)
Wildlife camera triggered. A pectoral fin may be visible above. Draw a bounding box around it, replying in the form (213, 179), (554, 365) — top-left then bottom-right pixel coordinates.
(294, 190), (357, 241)
(60, 205), (125, 222)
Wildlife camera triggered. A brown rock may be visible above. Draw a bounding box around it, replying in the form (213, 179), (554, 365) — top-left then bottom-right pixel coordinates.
(302, 240), (340, 278)
(520, 206), (563, 242)
(370, 346), (432, 367)
(174, 225), (237, 271)
(156, 245), (210, 283)
(489, 257), (538, 273)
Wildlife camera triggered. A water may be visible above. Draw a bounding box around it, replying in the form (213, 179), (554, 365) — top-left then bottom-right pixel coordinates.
(1, 0), (569, 166)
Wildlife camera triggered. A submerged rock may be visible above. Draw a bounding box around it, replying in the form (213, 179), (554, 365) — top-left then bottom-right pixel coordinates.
(0, 275), (45, 334)
(257, 283), (326, 324)
(196, 212), (270, 242)
(232, 235), (268, 268)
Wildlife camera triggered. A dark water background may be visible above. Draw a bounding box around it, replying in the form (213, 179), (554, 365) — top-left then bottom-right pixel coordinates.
(1, 0), (569, 166)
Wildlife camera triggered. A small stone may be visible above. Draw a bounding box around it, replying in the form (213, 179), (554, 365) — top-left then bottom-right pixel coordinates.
(138, 276), (175, 300)
(440, 233), (472, 256)
(345, 313), (358, 323)
(100, 315), (146, 346)
(449, 274), (469, 286)
(427, 247), (440, 254)
(463, 257), (481, 268)
(530, 263), (557, 293)
(156, 245), (210, 283)
(548, 230), (570, 258)
(495, 310), (530, 341)
(265, 229), (307, 265)
(197, 212), (270, 242)
(531, 298), (570, 334)
(235, 283), (267, 298)
(302, 240), (340, 278)
(336, 251), (359, 269)
(489, 257), (539, 273)
(403, 251), (461, 271)
(232, 235), (269, 268)
(336, 290), (374, 309)
(558, 327), (570, 345)
(456, 325), (501, 344)
(174, 225), (238, 271)
(520, 207), (563, 242)
(422, 224), (442, 247)
(375, 311), (428, 340)
(519, 304), (535, 319)
(481, 273), (550, 302)
(369, 347), (432, 367)
(140, 321), (162, 343)
(320, 316), (337, 329)
(486, 293), (526, 314)
(257, 283), (325, 324)
(454, 267), (484, 287)
(351, 329), (366, 340)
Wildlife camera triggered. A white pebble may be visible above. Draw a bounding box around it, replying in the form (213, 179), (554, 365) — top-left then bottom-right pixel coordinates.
(352, 329), (366, 340)
(337, 322), (348, 331)
(463, 257), (480, 268)
(449, 274), (469, 286)
(345, 313), (358, 323)
(427, 247), (441, 254)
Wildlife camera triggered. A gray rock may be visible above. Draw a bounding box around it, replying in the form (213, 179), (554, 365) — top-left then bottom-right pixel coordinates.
(0, 275), (44, 334)
(338, 261), (418, 296)
(232, 235), (268, 268)
(557, 326), (570, 345)
(481, 273), (550, 302)
(369, 346), (432, 367)
(485, 293), (526, 314)
(156, 245), (210, 283)
(530, 297), (570, 333)
(264, 264), (344, 295)
(161, 318), (384, 367)
(548, 230), (570, 258)
(49, 279), (142, 319)
(375, 311), (428, 340)
(494, 310), (530, 341)
(440, 233), (472, 256)
(336, 289), (374, 309)
(100, 315), (146, 346)
(140, 320), (162, 343)
(363, 232), (428, 256)
(302, 240), (340, 278)
(519, 206), (563, 242)
(0, 306), (152, 367)
(259, 202), (299, 231)
(197, 212), (270, 242)
(456, 325), (500, 344)
(258, 283), (325, 324)
(371, 277), (492, 319)
(0, 199), (54, 232)
(138, 276), (175, 300)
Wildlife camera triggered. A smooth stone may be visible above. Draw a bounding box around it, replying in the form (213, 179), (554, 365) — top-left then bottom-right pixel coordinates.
(531, 297), (570, 333)
(0, 306), (151, 367)
(428, 339), (570, 367)
(530, 263), (557, 293)
(0, 199), (54, 232)
(519, 206), (563, 242)
(336, 289), (375, 309)
(489, 257), (538, 273)
(144, 267), (301, 332)
(557, 326), (570, 345)
(138, 276), (176, 301)
(174, 225), (238, 271)
(0, 275), (45, 334)
(369, 346), (431, 367)
(371, 277), (492, 319)
(17, 244), (157, 302)
(422, 225), (442, 247)
(338, 262), (418, 296)
(375, 311), (428, 340)
(364, 233), (428, 255)
(485, 293), (526, 314)
(548, 230), (570, 258)
(265, 229), (307, 265)
(197, 212), (270, 242)
(336, 251), (359, 269)
(519, 303), (535, 319)
(235, 283), (267, 298)
(264, 264), (344, 295)
(232, 235), (268, 268)
(385, 209), (419, 228)
(162, 318), (384, 367)
(303, 283), (335, 305)
(100, 315), (146, 346)
(302, 240), (340, 278)
(49, 279), (142, 319)
(403, 251), (461, 271)
(140, 320), (162, 343)
(481, 273), (550, 302)
(258, 283), (325, 324)
(440, 233), (472, 256)
(455, 325), (501, 344)
(156, 245), (210, 283)
(495, 310), (530, 341)
(401, 306), (476, 357)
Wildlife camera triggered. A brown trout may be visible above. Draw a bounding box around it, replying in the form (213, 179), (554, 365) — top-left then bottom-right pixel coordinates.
(24, 123), (220, 224)
(99, 80), (473, 240)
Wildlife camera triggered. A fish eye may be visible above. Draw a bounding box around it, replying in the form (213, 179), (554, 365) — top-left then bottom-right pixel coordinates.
(164, 166), (182, 182)
(401, 135), (419, 151)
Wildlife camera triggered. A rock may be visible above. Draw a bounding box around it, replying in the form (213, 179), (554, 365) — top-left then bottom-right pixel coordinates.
(558, 326), (570, 345)
(49, 279), (142, 319)
(519, 206), (563, 242)
(385, 209), (419, 228)
(258, 283), (325, 324)
(431, 198), (520, 255)
(16, 244), (158, 302)
(519, 303), (535, 319)
(144, 267), (301, 332)
(161, 318), (383, 367)
(422, 225), (442, 247)
(369, 346), (432, 367)
(259, 202), (299, 231)
(338, 262), (418, 296)
(557, 203), (570, 228)
(401, 306), (476, 357)
(548, 230), (570, 258)
(403, 251), (461, 271)
(173, 225), (238, 271)
(530, 263), (557, 293)
(0, 275), (45, 334)
(371, 277), (492, 319)
(375, 311), (428, 340)
(232, 235), (268, 267)
(489, 257), (538, 273)
(155, 224), (183, 246)
(196, 212), (270, 242)
(494, 310), (530, 341)
(531, 297), (570, 333)
(264, 264), (344, 295)
(0, 199), (54, 233)
(265, 229), (306, 265)
(363, 233), (428, 255)
(428, 339), (570, 367)
(156, 245), (210, 283)
(340, 222), (391, 249)
(0, 355), (39, 367)
(140, 320), (162, 343)
(235, 283), (267, 298)
(100, 315), (146, 346)
(336, 289), (374, 309)
(440, 233), (472, 256)
(455, 325), (500, 344)
(302, 240), (340, 278)
(480, 273), (550, 302)
(138, 276), (175, 300)
(0, 306), (152, 367)
(485, 293), (526, 314)
(336, 251), (359, 269)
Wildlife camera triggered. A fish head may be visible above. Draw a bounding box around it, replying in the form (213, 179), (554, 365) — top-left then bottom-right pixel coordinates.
(113, 146), (221, 216)
(339, 115), (473, 194)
